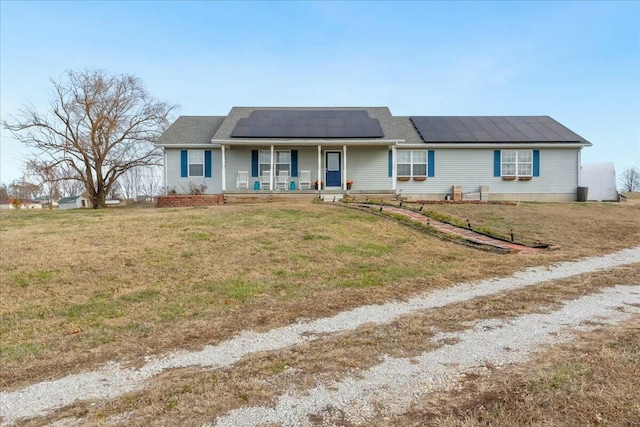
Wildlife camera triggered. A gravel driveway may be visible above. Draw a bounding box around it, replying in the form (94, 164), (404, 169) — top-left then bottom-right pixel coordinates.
(1, 247), (639, 426)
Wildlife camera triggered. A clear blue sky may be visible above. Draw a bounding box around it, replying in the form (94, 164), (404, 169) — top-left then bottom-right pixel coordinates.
(1, 1), (639, 186)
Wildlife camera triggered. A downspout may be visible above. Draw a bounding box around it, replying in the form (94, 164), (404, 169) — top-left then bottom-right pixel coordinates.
(221, 145), (226, 191)
(577, 147), (582, 187)
(391, 144), (397, 192)
(163, 148), (168, 195)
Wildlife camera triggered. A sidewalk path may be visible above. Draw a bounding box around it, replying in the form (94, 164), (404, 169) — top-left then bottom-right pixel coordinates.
(352, 203), (544, 253)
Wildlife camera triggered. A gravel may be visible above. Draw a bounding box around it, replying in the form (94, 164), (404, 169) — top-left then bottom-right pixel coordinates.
(1, 247), (639, 425)
(212, 284), (640, 426)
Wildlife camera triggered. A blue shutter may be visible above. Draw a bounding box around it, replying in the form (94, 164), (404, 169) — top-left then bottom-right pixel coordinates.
(291, 150), (298, 177)
(251, 150), (259, 177)
(428, 150), (435, 177)
(533, 150), (540, 177)
(388, 150), (393, 177)
(181, 150), (188, 177)
(493, 150), (501, 177)
(204, 150), (212, 178)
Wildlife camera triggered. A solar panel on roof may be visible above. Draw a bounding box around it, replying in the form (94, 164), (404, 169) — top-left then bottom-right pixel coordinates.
(410, 116), (586, 143)
(231, 109), (384, 138)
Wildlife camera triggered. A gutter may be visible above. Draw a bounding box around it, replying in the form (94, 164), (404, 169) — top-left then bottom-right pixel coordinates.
(211, 139), (402, 146)
(396, 142), (589, 149)
(154, 144), (222, 149)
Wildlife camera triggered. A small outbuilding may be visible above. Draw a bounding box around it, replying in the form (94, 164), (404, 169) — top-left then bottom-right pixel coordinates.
(58, 196), (89, 210)
(580, 162), (618, 201)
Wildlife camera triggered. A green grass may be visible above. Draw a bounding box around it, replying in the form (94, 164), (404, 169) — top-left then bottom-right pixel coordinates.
(336, 272), (385, 288)
(334, 243), (392, 257)
(214, 277), (267, 301)
(11, 270), (55, 287)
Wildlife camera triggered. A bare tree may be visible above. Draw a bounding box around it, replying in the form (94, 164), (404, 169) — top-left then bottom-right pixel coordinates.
(619, 166), (640, 192)
(57, 177), (85, 198)
(24, 158), (61, 209)
(116, 165), (163, 201)
(0, 184), (9, 201)
(8, 180), (39, 200)
(3, 69), (175, 208)
(115, 167), (140, 201)
(139, 166), (163, 201)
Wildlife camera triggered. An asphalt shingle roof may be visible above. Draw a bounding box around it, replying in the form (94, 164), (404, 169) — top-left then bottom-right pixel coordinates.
(156, 116), (225, 145)
(155, 109), (591, 147)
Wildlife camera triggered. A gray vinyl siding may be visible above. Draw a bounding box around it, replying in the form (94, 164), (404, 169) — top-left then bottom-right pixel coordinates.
(344, 146), (391, 191)
(396, 147), (579, 198)
(165, 146), (581, 201)
(164, 149), (222, 194)
(224, 148), (254, 189)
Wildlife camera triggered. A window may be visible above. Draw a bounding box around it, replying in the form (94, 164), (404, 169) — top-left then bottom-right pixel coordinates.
(181, 150), (211, 178)
(259, 150), (291, 176)
(275, 151), (290, 175)
(258, 150), (271, 176)
(397, 151), (411, 177)
(188, 150), (204, 177)
(397, 150), (427, 178)
(502, 150), (532, 177)
(412, 151), (427, 177)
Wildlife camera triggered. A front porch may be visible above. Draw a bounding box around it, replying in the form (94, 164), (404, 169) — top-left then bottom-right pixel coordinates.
(217, 142), (398, 194)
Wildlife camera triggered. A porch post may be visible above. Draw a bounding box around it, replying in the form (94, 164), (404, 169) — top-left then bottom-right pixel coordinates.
(317, 145), (322, 193)
(270, 145), (275, 190)
(221, 145), (226, 191)
(391, 145), (397, 192)
(343, 144), (347, 191)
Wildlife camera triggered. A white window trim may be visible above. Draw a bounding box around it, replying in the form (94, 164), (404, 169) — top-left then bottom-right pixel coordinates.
(258, 150), (271, 176)
(397, 150), (427, 178)
(501, 149), (533, 178)
(259, 149), (291, 175)
(188, 150), (204, 177)
(275, 150), (291, 175)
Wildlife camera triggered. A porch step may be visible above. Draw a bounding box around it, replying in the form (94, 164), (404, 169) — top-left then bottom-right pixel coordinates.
(320, 194), (344, 202)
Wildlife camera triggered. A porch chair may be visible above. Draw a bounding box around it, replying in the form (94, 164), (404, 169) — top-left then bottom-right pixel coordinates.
(236, 170), (249, 190)
(260, 170), (271, 190)
(275, 170), (289, 190)
(299, 170), (311, 190)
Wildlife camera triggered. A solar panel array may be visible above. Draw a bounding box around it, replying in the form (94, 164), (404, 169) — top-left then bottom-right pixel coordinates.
(231, 110), (384, 138)
(410, 116), (586, 143)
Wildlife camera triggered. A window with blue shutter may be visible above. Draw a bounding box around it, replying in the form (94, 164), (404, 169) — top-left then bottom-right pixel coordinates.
(497, 149), (538, 178)
(533, 150), (540, 177)
(204, 150), (212, 178)
(251, 150), (259, 177)
(180, 150), (188, 178)
(388, 150), (393, 177)
(494, 150), (501, 177)
(428, 150), (435, 177)
(291, 150), (298, 177)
